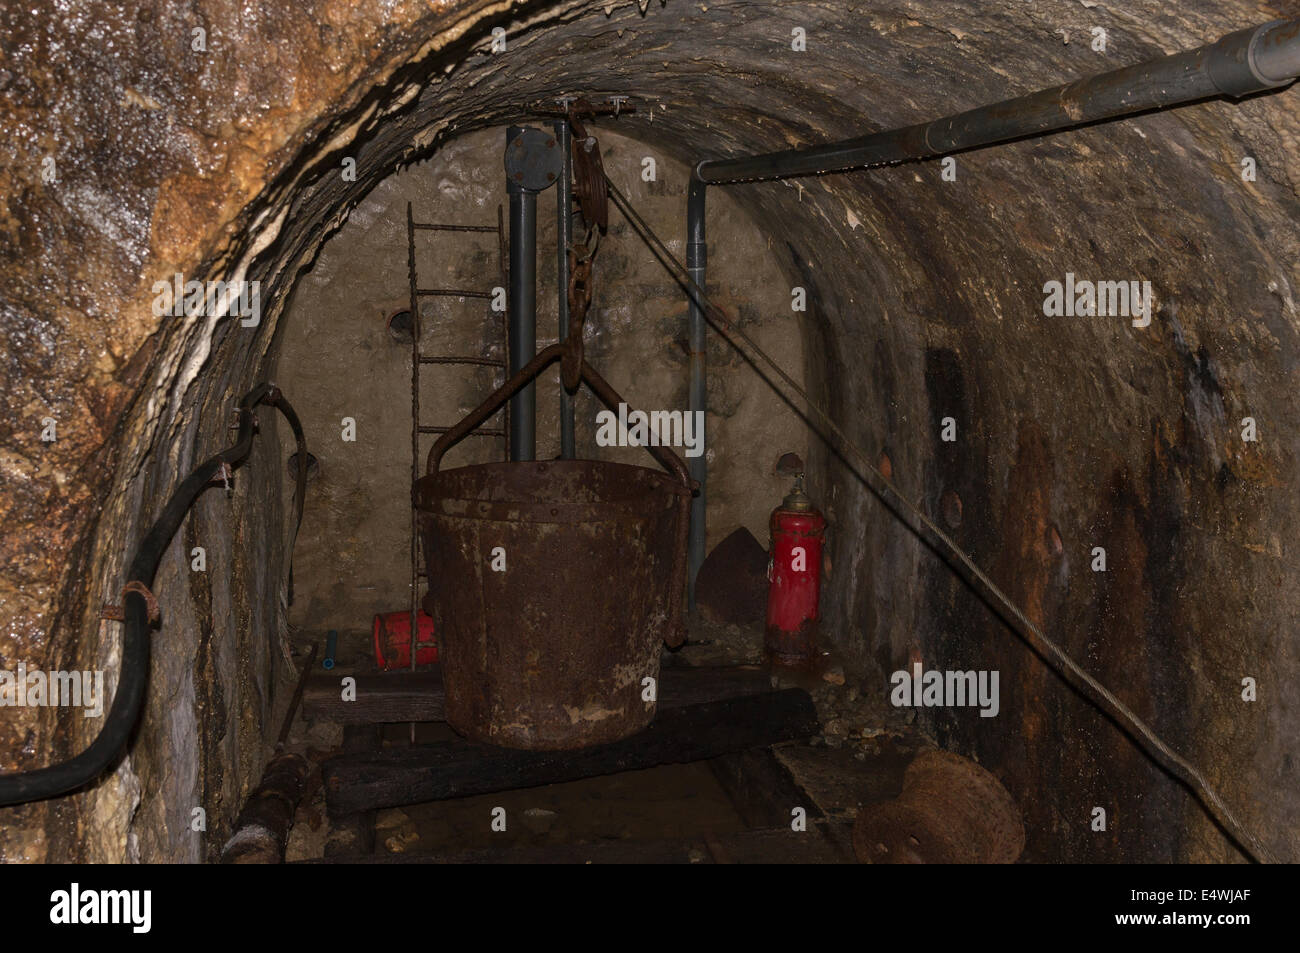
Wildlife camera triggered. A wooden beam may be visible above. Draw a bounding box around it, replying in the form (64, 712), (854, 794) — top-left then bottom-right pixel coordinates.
(306, 672), (444, 725)
(323, 688), (819, 816)
(300, 820), (853, 864)
(709, 746), (824, 829)
(303, 664), (772, 726)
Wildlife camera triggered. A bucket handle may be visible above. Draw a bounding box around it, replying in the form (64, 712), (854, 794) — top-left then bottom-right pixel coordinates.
(424, 342), (694, 647)
(426, 342), (690, 488)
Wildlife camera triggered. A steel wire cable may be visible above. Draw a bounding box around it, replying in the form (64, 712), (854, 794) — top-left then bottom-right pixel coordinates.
(605, 175), (1277, 865)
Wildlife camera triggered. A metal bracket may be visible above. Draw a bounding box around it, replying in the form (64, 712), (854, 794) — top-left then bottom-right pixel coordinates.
(102, 580), (161, 626)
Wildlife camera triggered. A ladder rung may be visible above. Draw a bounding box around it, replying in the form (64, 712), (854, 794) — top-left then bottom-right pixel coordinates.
(412, 223), (499, 233)
(417, 426), (505, 437)
(418, 356), (505, 367)
(416, 288), (492, 299)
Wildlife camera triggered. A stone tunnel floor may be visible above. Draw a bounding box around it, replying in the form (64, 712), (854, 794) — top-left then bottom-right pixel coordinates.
(279, 616), (933, 863)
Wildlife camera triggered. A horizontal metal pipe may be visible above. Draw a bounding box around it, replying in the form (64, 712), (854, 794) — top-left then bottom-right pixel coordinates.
(418, 355), (505, 367)
(416, 288), (493, 299)
(412, 223), (499, 233)
(697, 18), (1300, 184)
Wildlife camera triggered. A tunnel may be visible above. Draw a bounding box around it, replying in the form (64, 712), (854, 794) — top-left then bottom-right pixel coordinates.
(2, 0), (1299, 874)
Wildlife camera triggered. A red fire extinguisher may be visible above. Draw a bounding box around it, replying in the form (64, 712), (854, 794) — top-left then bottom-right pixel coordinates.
(766, 471), (825, 665)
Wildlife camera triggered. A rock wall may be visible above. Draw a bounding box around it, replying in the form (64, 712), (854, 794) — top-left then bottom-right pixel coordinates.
(1, 0), (1297, 862)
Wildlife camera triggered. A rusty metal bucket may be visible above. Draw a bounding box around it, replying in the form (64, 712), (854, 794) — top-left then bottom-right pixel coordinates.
(415, 343), (693, 750)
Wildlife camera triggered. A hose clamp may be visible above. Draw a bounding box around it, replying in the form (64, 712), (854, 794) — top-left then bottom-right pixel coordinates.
(102, 581), (160, 626)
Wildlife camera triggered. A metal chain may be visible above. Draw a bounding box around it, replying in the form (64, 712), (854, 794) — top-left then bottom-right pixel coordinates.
(563, 239), (595, 392)
(562, 99), (607, 392)
(603, 174), (1277, 865)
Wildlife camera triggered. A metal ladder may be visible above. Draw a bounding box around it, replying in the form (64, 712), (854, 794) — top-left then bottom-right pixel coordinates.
(404, 202), (509, 678)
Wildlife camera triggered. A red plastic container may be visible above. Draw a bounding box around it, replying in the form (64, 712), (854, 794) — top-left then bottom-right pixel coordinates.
(373, 610), (439, 670)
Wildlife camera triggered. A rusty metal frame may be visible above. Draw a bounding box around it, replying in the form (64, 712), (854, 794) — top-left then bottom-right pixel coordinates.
(405, 203), (510, 692)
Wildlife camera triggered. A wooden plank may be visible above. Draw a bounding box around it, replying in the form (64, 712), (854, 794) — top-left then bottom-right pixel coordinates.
(322, 689), (819, 816)
(654, 664), (772, 708)
(303, 665), (771, 726)
(299, 820), (854, 864)
(708, 746), (824, 829)
(306, 672), (444, 725)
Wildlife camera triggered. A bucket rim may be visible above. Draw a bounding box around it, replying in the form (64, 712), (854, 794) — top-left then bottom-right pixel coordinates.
(420, 456), (686, 477)
(415, 457), (690, 523)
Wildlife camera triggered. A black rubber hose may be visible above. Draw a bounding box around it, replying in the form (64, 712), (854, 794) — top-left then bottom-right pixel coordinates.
(272, 388), (308, 605)
(0, 383), (306, 807)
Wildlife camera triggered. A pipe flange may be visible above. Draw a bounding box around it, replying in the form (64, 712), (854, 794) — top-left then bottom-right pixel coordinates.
(505, 126), (563, 193)
(1207, 20), (1298, 97)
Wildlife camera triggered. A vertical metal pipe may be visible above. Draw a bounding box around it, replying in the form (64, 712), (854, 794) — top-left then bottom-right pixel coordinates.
(685, 171), (708, 612)
(406, 203), (420, 692)
(507, 126), (537, 461)
(555, 118), (576, 459)
(497, 203), (510, 462)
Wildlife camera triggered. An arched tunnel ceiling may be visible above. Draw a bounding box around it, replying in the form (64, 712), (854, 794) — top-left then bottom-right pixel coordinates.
(5, 0), (1297, 488)
(5, 0), (1297, 534)
(2, 0), (1299, 862)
